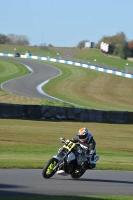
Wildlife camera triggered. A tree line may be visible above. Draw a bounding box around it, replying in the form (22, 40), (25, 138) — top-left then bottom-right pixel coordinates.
(77, 32), (133, 59)
(1, 32), (133, 59)
(0, 34), (29, 45)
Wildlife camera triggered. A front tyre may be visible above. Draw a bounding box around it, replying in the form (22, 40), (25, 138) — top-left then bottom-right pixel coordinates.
(42, 158), (58, 179)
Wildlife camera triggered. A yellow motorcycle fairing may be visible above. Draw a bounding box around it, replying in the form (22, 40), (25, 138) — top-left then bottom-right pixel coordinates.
(63, 140), (76, 152)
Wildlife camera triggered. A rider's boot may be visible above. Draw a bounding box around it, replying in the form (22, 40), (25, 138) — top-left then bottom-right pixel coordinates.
(81, 155), (97, 170)
(89, 155), (99, 169)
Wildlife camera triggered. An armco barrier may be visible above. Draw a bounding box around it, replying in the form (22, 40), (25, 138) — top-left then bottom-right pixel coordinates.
(127, 112), (133, 123)
(0, 53), (133, 79)
(102, 110), (128, 123)
(0, 103), (133, 124)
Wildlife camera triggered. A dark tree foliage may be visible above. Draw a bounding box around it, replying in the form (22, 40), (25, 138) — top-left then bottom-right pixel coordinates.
(118, 42), (130, 59)
(95, 32), (131, 59)
(0, 34), (9, 44)
(0, 33), (30, 45)
(128, 40), (133, 57)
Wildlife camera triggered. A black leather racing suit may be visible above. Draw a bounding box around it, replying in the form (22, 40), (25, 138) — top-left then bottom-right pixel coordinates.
(71, 133), (96, 169)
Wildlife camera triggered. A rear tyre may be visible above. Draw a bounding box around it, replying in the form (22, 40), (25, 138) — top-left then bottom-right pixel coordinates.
(71, 168), (86, 179)
(42, 158), (58, 179)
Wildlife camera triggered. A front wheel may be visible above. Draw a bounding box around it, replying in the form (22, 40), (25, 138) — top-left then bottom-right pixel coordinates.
(42, 158), (58, 179)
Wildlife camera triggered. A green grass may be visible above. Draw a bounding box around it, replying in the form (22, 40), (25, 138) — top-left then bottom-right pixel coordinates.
(1, 196), (133, 200)
(42, 61), (133, 111)
(0, 59), (30, 86)
(0, 59), (77, 107)
(0, 44), (63, 57)
(1, 44), (133, 70)
(0, 58), (133, 111)
(0, 46), (133, 199)
(0, 120), (133, 199)
(73, 48), (133, 70)
(0, 45), (133, 111)
(0, 119), (133, 170)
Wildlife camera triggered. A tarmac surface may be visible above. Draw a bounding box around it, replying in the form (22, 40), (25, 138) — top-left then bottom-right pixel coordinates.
(1, 57), (61, 99)
(0, 169), (133, 196)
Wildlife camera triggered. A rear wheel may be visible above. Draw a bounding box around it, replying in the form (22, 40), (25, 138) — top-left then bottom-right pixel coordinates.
(42, 158), (58, 179)
(71, 168), (86, 179)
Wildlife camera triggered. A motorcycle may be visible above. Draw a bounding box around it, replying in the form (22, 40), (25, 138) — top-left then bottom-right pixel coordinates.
(42, 137), (99, 179)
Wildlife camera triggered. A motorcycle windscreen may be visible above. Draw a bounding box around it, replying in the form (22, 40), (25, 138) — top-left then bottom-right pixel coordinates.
(67, 152), (76, 163)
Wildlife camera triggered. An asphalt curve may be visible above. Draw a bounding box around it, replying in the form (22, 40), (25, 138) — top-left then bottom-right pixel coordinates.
(0, 169), (133, 196)
(0, 57), (61, 99)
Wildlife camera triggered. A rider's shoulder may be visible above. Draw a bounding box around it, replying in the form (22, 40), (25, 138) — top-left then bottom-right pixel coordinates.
(86, 133), (93, 141)
(88, 132), (93, 137)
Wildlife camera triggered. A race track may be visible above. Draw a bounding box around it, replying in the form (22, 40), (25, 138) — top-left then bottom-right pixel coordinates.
(0, 169), (133, 196)
(0, 57), (133, 197)
(1, 57), (61, 99)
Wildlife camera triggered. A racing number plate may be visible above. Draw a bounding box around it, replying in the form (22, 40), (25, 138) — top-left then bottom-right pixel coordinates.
(63, 140), (76, 151)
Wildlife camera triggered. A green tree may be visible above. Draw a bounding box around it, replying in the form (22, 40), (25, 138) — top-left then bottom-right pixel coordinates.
(128, 40), (133, 57)
(0, 34), (9, 44)
(119, 42), (130, 59)
(96, 32), (131, 59)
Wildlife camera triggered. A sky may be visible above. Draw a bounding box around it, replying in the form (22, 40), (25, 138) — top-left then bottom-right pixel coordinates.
(0, 0), (133, 47)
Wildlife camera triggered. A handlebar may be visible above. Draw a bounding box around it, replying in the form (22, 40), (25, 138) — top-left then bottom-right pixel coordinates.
(59, 137), (88, 156)
(60, 137), (66, 143)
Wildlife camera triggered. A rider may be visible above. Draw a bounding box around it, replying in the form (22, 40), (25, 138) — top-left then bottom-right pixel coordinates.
(71, 127), (96, 168)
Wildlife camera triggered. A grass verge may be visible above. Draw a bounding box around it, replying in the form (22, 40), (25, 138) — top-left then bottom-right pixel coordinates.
(0, 45), (63, 57)
(0, 59), (30, 86)
(1, 195), (133, 200)
(0, 119), (133, 170)
(73, 48), (133, 70)
(42, 61), (133, 111)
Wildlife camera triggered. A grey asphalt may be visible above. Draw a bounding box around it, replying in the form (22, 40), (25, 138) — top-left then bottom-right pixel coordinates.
(0, 169), (133, 196)
(0, 57), (61, 99)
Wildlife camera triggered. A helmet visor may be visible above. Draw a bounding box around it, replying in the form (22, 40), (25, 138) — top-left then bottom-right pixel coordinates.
(79, 134), (87, 139)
